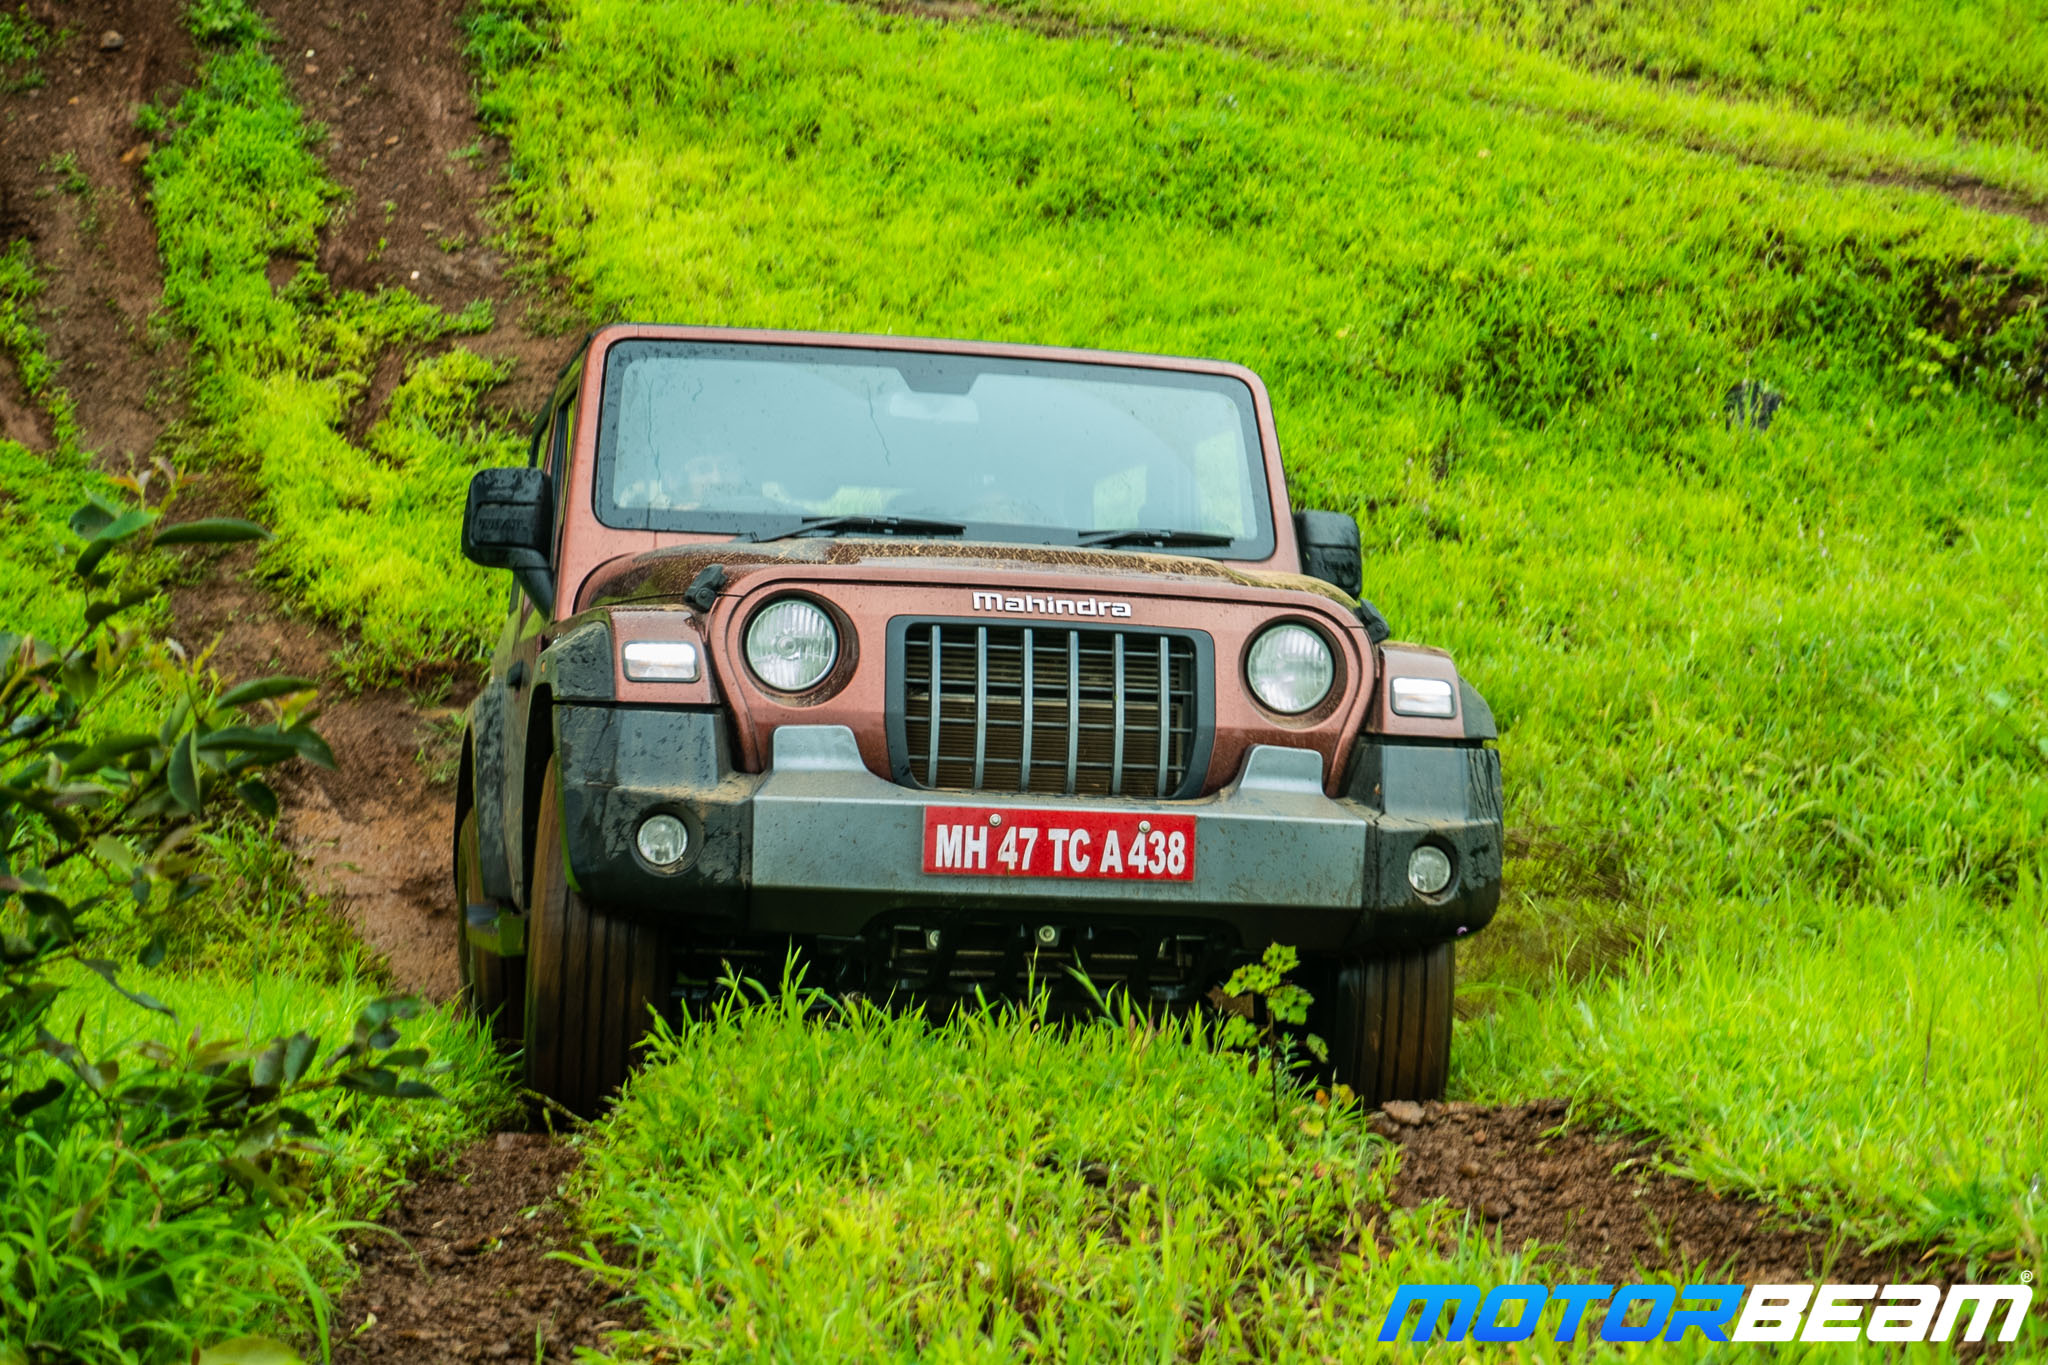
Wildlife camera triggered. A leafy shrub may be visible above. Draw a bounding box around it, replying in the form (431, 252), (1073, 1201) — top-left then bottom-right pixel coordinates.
(0, 489), (456, 1360)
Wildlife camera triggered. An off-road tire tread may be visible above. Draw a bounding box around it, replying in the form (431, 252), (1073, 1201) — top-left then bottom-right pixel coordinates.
(524, 759), (670, 1117)
(1329, 941), (1454, 1106)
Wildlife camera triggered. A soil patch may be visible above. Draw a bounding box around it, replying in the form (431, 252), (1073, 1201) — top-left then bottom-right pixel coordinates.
(169, 531), (465, 1000)
(1384, 1100), (1957, 1285)
(260, 0), (569, 424)
(0, 0), (196, 464)
(333, 1133), (640, 1363)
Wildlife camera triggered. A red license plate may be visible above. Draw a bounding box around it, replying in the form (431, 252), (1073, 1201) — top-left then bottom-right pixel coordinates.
(921, 807), (1196, 881)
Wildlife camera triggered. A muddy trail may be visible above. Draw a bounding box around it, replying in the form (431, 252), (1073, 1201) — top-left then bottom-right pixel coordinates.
(0, 2), (1981, 1358)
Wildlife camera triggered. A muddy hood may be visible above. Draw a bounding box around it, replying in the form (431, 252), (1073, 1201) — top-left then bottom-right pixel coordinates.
(582, 538), (1356, 609)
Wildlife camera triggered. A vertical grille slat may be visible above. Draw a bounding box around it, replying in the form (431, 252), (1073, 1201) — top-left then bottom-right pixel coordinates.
(1065, 631), (1080, 796)
(1155, 635), (1170, 798)
(902, 622), (1201, 798)
(1021, 628), (1035, 786)
(925, 625), (943, 787)
(1110, 634), (1126, 796)
(972, 626), (989, 788)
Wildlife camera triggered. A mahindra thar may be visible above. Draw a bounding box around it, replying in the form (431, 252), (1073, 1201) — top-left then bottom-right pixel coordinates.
(455, 326), (1502, 1115)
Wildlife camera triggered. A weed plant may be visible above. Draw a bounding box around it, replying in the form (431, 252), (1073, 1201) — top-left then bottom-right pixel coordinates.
(470, 0), (2048, 1258)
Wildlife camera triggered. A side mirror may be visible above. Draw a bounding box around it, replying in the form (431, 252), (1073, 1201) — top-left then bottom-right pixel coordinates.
(463, 468), (552, 568)
(1293, 510), (1362, 598)
(464, 468), (556, 613)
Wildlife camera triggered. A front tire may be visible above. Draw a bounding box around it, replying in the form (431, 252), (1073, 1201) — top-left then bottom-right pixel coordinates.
(1319, 941), (1455, 1107)
(523, 758), (672, 1117)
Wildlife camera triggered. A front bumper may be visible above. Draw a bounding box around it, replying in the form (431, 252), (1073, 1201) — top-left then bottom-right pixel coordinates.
(552, 707), (1501, 953)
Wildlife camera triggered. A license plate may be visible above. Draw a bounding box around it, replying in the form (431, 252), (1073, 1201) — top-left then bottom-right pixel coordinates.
(921, 806), (1196, 881)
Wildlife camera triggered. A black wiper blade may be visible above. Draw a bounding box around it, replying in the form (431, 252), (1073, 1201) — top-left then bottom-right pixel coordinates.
(1076, 527), (1236, 549)
(741, 514), (967, 544)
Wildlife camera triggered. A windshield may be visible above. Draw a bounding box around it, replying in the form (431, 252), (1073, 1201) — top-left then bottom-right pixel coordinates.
(591, 341), (1275, 557)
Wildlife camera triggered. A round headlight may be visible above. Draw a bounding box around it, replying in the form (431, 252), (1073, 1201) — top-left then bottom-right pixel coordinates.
(745, 598), (839, 692)
(1246, 624), (1334, 714)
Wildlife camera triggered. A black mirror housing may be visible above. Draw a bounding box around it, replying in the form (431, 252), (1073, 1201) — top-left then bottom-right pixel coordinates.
(1293, 509), (1362, 598)
(463, 468), (554, 571)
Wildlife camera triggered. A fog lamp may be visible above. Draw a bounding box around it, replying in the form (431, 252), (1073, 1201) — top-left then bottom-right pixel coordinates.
(636, 814), (690, 869)
(1407, 845), (1453, 896)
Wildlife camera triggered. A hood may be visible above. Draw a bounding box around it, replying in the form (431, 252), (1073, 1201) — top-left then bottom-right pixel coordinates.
(581, 537), (1356, 610)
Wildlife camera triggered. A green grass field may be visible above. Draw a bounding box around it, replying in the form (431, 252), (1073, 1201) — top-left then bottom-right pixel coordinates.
(468, 0), (2048, 1271)
(1, 0), (2045, 1355)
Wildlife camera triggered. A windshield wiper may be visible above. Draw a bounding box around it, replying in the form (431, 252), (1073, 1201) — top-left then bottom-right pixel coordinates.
(740, 514), (967, 544)
(1076, 527), (1236, 550)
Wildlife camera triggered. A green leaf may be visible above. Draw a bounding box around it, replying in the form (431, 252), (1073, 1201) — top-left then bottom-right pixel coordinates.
(91, 834), (137, 875)
(167, 731), (201, 814)
(81, 958), (176, 1017)
(195, 725), (302, 757)
(68, 498), (118, 539)
(84, 586), (158, 627)
(234, 1116), (283, 1158)
(236, 778), (278, 820)
(73, 508), (154, 577)
(138, 931), (167, 969)
(65, 733), (157, 776)
(280, 726), (336, 769)
(338, 1067), (399, 1097)
(216, 675), (317, 708)
(282, 1032), (317, 1084)
(393, 1079), (443, 1101)
(59, 657), (98, 705)
(152, 517), (271, 547)
(275, 1105), (318, 1135)
(9, 1078), (65, 1117)
(251, 1040), (285, 1089)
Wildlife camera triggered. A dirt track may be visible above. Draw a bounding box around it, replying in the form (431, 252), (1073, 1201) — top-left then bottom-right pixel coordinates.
(0, 2), (1980, 1355)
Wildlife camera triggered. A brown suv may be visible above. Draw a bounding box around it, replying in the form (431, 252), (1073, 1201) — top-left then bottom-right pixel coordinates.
(455, 326), (1502, 1115)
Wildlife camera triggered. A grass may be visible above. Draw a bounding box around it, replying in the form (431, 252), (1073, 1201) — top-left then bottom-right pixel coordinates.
(0, 239), (82, 455)
(466, 0), (2048, 1265)
(0, 3), (53, 92)
(585, 983), (1523, 1362)
(590, 982), (2040, 1361)
(1394, 0), (2048, 147)
(971, 0), (2048, 199)
(1465, 894), (2048, 1262)
(144, 28), (519, 680)
(3, 964), (512, 1362)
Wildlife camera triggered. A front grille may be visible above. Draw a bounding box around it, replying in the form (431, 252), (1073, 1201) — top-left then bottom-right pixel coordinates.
(899, 623), (1203, 797)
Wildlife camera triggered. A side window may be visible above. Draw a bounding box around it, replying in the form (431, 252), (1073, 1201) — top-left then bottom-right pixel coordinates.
(548, 398), (576, 566)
